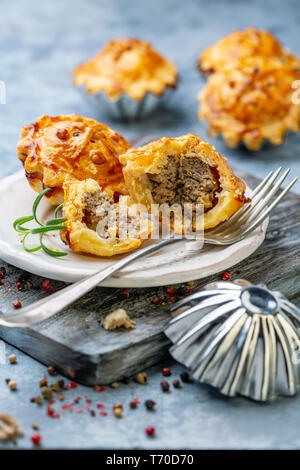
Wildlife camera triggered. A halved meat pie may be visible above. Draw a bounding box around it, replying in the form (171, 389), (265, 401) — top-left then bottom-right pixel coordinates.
(61, 176), (153, 257)
(119, 134), (247, 232)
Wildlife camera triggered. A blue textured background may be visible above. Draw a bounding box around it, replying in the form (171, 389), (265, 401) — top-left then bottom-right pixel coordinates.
(0, 0), (300, 450)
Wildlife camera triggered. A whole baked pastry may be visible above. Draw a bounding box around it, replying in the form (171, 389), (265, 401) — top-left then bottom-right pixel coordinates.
(17, 114), (131, 205)
(198, 57), (300, 150)
(72, 38), (178, 101)
(61, 176), (153, 257)
(198, 27), (300, 75)
(119, 134), (247, 232)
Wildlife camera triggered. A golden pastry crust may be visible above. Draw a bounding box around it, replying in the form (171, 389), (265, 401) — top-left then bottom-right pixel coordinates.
(61, 176), (153, 257)
(17, 114), (131, 205)
(119, 134), (247, 231)
(198, 27), (300, 74)
(72, 38), (178, 101)
(198, 57), (300, 150)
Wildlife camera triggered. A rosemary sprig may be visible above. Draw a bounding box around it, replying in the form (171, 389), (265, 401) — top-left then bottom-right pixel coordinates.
(13, 188), (68, 258)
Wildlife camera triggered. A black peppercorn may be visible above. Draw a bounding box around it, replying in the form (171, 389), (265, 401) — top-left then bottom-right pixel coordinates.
(173, 379), (181, 389)
(180, 372), (190, 383)
(145, 399), (156, 410)
(160, 380), (170, 392)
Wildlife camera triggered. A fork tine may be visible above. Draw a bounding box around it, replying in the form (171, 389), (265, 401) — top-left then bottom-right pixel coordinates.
(218, 168), (291, 237)
(230, 177), (297, 241)
(208, 168), (283, 235)
(248, 169), (280, 198)
(234, 168), (291, 228)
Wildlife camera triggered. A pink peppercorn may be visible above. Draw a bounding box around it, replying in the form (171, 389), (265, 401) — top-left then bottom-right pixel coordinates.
(68, 381), (77, 389)
(145, 426), (155, 437)
(221, 272), (231, 281)
(162, 367), (171, 377)
(31, 433), (41, 445)
(42, 280), (54, 292)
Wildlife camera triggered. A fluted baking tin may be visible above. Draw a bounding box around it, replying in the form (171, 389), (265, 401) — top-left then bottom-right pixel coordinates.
(165, 280), (300, 401)
(78, 86), (174, 121)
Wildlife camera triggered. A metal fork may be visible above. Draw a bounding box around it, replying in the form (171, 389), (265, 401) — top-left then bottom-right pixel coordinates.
(0, 167), (296, 327)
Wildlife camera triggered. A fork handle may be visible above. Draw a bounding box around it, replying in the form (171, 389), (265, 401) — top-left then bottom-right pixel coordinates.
(0, 237), (184, 327)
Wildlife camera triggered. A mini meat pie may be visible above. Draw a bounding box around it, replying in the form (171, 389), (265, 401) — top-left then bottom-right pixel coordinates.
(17, 114), (131, 205)
(119, 134), (247, 232)
(61, 176), (153, 257)
(197, 28), (300, 150)
(198, 57), (300, 150)
(198, 27), (300, 75)
(72, 38), (178, 101)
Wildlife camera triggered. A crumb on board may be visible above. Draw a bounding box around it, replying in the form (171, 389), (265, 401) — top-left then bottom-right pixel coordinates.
(0, 414), (23, 441)
(100, 308), (135, 331)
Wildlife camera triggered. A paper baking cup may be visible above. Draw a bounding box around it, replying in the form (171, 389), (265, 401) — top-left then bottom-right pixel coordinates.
(77, 86), (175, 121)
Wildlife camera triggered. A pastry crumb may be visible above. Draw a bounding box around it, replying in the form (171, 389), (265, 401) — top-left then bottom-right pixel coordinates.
(100, 308), (135, 331)
(0, 414), (23, 441)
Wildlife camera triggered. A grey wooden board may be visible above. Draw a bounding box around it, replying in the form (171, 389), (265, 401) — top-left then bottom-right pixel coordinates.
(0, 169), (299, 385)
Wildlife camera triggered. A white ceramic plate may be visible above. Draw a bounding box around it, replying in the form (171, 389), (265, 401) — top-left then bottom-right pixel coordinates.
(0, 170), (268, 287)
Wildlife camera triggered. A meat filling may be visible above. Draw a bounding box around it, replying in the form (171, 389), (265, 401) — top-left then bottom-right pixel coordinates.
(83, 191), (141, 239)
(148, 155), (219, 210)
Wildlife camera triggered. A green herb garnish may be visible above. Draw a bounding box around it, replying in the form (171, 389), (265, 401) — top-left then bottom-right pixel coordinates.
(13, 188), (68, 257)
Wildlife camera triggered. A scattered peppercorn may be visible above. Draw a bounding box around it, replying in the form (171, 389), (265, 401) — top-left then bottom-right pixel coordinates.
(133, 397), (141, 404)
(12, 300), (21, 308)
(180, 372), (190, 383)
(162, 367), (171, 377)
(173, 379), (181, 389)
(31, 433), (41, 445)
(0, 267), (6, 278)
(47, 366), (56, 376)
(145, 400), (156, 411)
(145, 426), (155, 437)
(39, 378), (47, 388)
(42, 280), (54, 292)
(122, 289), (130, 299)
(57, 394), (65, 401)
(32, 423), (39, 431)
(221, 272), (231, 281)
(160, 380), (170, 392)
(8, 380), (17, 391)
(152, 298), (162, 304)
(46, 406), (60, 419)
(114, 408), (122, 418)
(167, 286), (177, 294)
(90, 410), (95, 417)
(8, 354), (17, 364)
(110, 382), (119, 389)
(41, 387), (52, 399)
(113, 403), (123, 418)
(30, 396), (42, 405)
(57, 379), (65, 389)
(129, 401), (137, 409)
(135, 372), (147, 385)
(16, 280), (24, 291)
(165, 295), (176, 302)
(68, 381), (77, 389)
(5, 378), (10, 384)
(51, 381), (61, 392)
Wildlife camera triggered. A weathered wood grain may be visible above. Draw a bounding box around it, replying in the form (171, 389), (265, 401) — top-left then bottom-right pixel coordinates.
(0, 170), (299, 385)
